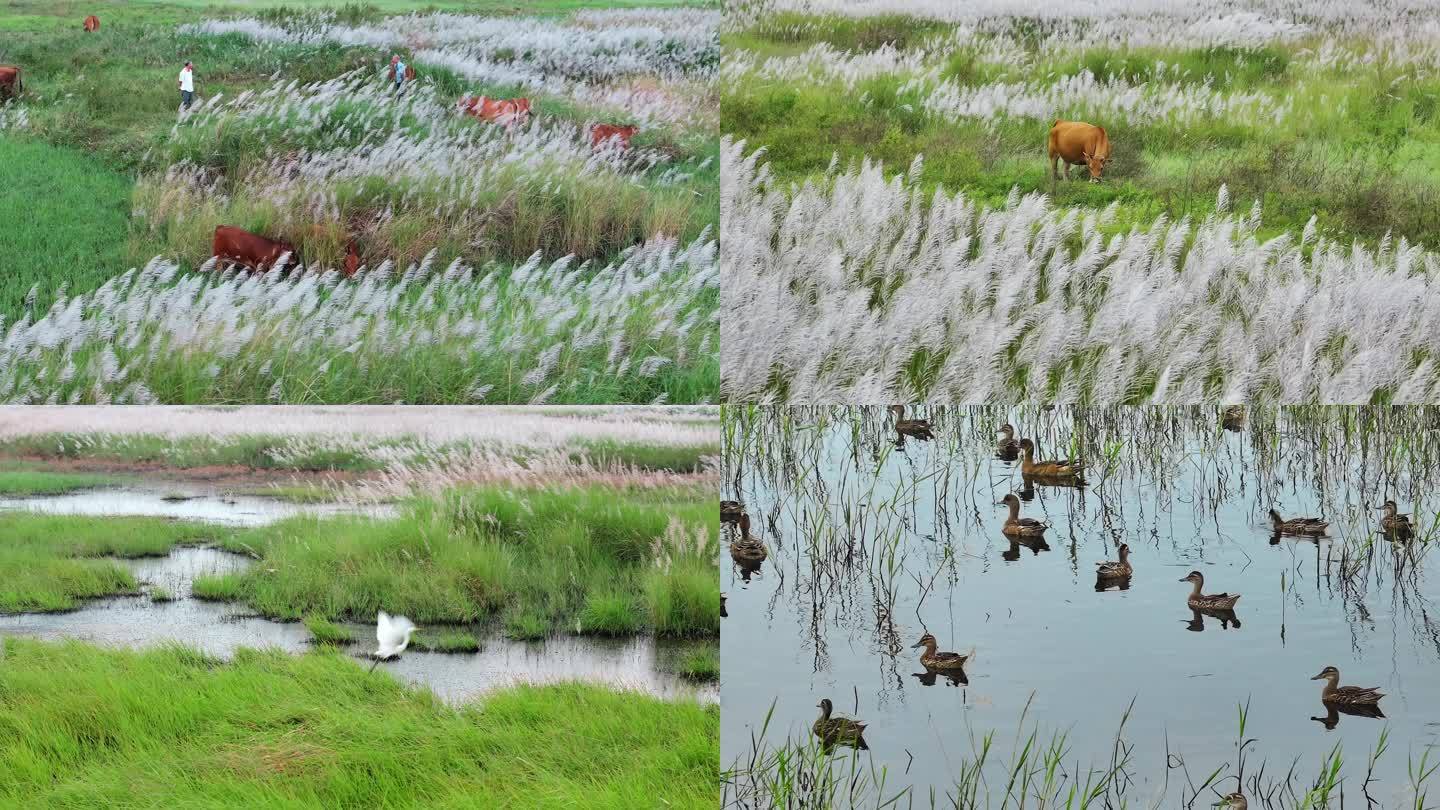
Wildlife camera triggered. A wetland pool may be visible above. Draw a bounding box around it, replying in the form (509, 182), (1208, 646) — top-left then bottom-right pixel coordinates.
(721, 407), (1440, 807)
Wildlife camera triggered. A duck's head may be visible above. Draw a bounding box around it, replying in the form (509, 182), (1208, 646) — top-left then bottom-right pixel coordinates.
(738, 513), (750, 534)
(1118, 543), (1130, 558)
(1311, 665), (1340, 681)
(888, 405), (904, 417)
(1215, 793), (1247, 809)
(816, 698), (833, 713)
(1018, 438), (1035, 453)
(911, 633), (937, 649)
(1002, 493), (1020, 509)
(1380, 500), (1398, 514)
(998, 423), (1015, 438)
(1179, 570), (1203, 584)
(1268, 508), (1283, 525)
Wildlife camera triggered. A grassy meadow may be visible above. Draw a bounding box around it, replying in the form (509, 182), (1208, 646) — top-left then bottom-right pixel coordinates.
(722, 0), (1440, 403)
(0, 0), (719, 403)
(0, 639), (718, 809)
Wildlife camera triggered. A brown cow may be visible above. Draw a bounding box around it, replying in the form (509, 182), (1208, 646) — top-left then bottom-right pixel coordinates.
(1048, 120), (1111, 185)
(343, 241), (360, 277)
(212, 225), (299, 272)
(83, 15), (100, 32)
(590, 123), (638, 150)
(0, 66), (22, 100)
(459, 95), (530, 125)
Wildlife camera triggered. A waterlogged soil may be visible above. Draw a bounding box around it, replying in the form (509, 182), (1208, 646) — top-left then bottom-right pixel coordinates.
(0, 490), (712, 703)
(721, 410), (1440, 807)
(0, 484), (393, 525)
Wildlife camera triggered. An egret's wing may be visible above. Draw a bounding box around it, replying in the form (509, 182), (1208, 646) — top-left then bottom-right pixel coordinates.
(377, 610), (393, 645)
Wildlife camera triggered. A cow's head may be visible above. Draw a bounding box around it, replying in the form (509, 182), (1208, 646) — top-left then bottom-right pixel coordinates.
(343, 242), (360, 277)
(1082, 150), (1108, 183)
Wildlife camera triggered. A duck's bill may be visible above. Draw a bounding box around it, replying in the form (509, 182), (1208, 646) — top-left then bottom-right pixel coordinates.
(1310, 672), (1327, 680)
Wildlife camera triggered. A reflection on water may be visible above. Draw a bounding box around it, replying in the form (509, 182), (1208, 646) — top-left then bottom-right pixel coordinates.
(721, 407), (1440, 806)
(0, 484), (395, 526)
(0, 547), (712, 704)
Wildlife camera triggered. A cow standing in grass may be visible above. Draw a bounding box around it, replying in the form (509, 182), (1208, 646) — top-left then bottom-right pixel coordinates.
(212, 225), (298, 273)
(590, 123), (639, 151)
(0, 66), (22, 100)
(1048, 120), (1111, 188)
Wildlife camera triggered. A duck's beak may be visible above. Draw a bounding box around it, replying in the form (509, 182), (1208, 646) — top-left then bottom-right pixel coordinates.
(910, 640), (924, 648)
(1310, 672), (1326, 680)
(1178, 576), (1189, 582)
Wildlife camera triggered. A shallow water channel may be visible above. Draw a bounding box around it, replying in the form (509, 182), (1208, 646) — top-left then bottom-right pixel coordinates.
(0, 483), (713, 704)
(721, 408), (1440, 807)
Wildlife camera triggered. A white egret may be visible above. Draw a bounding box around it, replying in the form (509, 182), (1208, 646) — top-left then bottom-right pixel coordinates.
(367, 610), (416, 672)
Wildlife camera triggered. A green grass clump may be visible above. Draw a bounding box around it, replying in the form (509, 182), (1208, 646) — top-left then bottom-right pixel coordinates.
(673, 644), (719, 682)
(0, 468), (121, 496)
(0, 638), (718, 809)
(188, 485), (717, 638)
(411, 630), (480, 653)
(0, 513), (217, 613)
(149, 588), (175, 603)
(303, 615), (355, 646)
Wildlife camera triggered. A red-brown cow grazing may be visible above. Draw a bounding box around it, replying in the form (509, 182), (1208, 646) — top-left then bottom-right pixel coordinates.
(459, 95), (530, 125)
(212, 225), (298, 272)
(343, 241), (360, 277)
(1048, 120), (1111, 185)
(0, 66), (22, 100)
(83, 15), (100, 32)
(590, 123), (638, 150)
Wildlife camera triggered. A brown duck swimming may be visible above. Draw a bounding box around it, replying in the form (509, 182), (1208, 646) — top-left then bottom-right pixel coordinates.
(1216, 793), (1247, 810)
(1269, 509), (1327, 536)
(1312, 666), (1383, 706)
(889, 405), (935, 440)
(1380, 500), (1412, 537)
(1001, 493), (1046, 537)
(1221, 406), (1245, 432)
(813, 698), (868, 749)
(729, 514), (767, 563)
(1095, 543), (1132, 578)
(996, 424), (1019, 459)
(912, 633), (968, 672)
(721, 500), (745, 524)
(1179, 570), (1240, 610)
(1018, 438), (1083, 481)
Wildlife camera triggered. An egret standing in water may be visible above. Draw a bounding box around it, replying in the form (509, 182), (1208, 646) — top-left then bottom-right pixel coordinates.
(368, 611), (416, 672)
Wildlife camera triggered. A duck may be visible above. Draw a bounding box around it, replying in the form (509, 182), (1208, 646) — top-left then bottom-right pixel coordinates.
(889, 405), (935, 440)
(996, 424), (1019, 458)
(1269, 509), (1327, 536)
(729, 514), (767, 563)
(1216, 793), (1247, 810)
(720, 500), (745, 525)
(1179, 570), (1240, 610)
(1095, 543), (1132, 578)
(1311, 666), (1383, 706)
(1379, 500), (1412, 536)
(1221, 406), (1245, 432)
(813, 698), (868, 748)
(720, 594), (727, 618)
(1018, 438), (1084, 481)
(1001, 493), (1047, 537)
(911, 633), (968, 672)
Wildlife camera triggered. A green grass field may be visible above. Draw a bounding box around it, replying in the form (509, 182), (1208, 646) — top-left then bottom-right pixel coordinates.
(0, 465), (123, 495)
(0, 638), (718, 809)
(724, 13), (1440, 250)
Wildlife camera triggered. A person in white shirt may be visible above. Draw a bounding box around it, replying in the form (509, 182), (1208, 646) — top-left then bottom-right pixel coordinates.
(178, 61), (195, 111)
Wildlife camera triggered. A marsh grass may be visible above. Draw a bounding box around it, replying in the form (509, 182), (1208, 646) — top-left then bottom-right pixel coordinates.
(303, 614), (355, 645)
(191, 484), (718, 637)
(410, 630), (481, 653)
(0, 638), (718, 809)
(149, 587), (175, 603)
(0, 467), (122, 496)
(0, 513), (218, 613)
(0, 432), (385, 472)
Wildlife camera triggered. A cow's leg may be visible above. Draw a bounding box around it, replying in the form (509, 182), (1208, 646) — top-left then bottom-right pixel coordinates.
(1064, 163), (1073, 181)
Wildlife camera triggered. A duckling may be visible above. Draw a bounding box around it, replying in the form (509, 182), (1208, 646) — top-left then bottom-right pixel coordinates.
(1269, 509), (1327, 536)
(720, 500), (745, 525)
(996, 424), (1019, 459)
(1379, 500), (1413, 537)
(1311, 666), (1384, 706)
(1001, 493), (1047, 537)
(720, 593), (727, 618)
(889, 405), (935, 440)
(813, 698), (868, 748)
(1216, 793), (1247, 810)
(729, 514), (767, 563)
(1017, 438), (1084, 481)
(1221, 406), (1245, 432)
(911, 633), (968, 672)
(1095, 543), (1132, 578)
(1179, 570), (1240, 610)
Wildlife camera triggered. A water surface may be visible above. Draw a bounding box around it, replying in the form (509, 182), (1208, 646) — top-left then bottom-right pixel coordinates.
(721, 408), (1440, 806)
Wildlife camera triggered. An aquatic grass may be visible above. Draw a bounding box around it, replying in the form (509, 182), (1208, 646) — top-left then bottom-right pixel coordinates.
(0, 468), (121, 495)
(672, 643), (718, 681)
(149, 587), (175, 603)
(303, 614), (356, 645)
(0, 513), (217, 613)
(410, 630), (480, 653)
(0, 637), (718, 809)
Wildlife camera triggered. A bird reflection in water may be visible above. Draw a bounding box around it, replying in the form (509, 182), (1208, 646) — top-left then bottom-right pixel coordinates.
(1003, 535), (1051, 561)
(912, 668), (968, 687)
(1183, 606), (1242, 631)
(1311, 701), (1386, 730)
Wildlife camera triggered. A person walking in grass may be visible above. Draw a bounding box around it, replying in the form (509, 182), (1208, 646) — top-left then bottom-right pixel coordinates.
(178, 61), (195, 111)
(389, 54), (407, 95)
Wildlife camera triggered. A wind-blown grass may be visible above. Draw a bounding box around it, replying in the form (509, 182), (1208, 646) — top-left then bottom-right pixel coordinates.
(0, 638), (718, 809)
(0, 235), (716, 404)
(721, 139), (1440, 403)
(0, 513), (217, 613)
